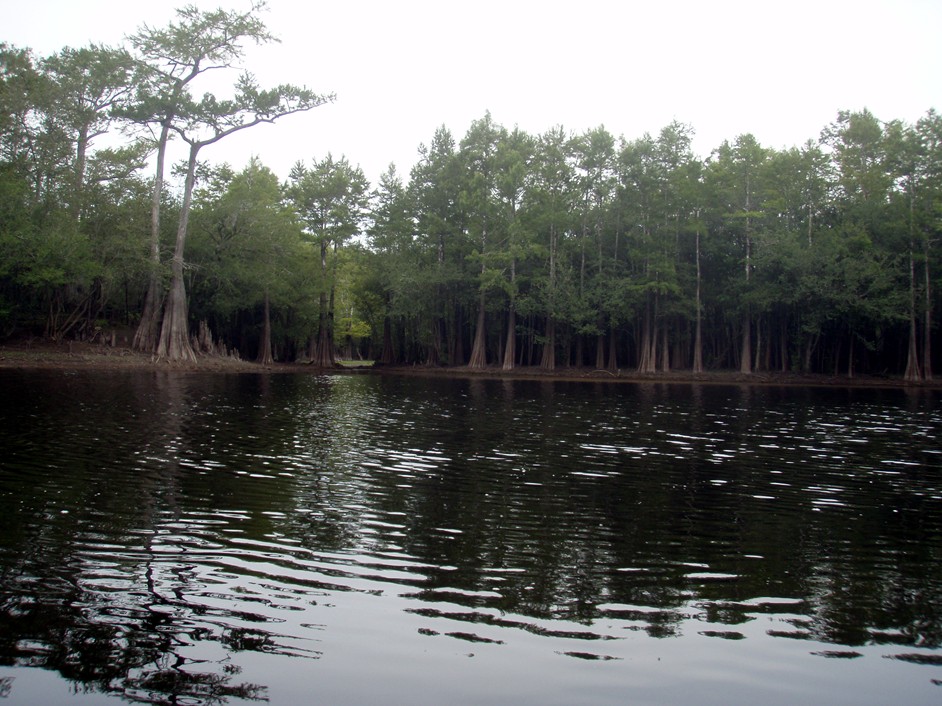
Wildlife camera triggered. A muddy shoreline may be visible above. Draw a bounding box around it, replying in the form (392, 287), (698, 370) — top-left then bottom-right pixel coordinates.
(2, 341), (939, 389)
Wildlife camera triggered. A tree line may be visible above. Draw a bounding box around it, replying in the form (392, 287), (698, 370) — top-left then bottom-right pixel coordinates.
(1, 5), (939, 380)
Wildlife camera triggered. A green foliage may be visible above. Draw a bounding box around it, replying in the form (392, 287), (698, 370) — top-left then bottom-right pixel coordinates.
(1, 11), (938, 375)
(187, 158), (306, 352)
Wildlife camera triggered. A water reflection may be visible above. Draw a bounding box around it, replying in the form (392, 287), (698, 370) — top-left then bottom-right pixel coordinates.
(0, 371), (940, 704)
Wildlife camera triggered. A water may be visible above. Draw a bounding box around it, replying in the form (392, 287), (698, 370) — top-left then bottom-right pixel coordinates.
(0, 370), (940, 705)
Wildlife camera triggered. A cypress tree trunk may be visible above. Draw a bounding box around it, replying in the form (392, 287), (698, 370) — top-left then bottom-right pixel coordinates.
(661, 322), (671, 373)
(326, 283), (337, 365)
(155, 260), (196, 363)
(256, 290), (273, 365)
(431, 233), (445, 365)
(453, 305), (465, 365)
(380, 290), (395, 364)
(637, 296), (658, 373)
(542, 221), (559, 372)
(155, 143), (198, 364)
(804, 334), (818, 373)
(660, 326), (670, 372)
(904, 313), (921, 382)
(904, 247), (922, 382)
(427, 318), (441, 366)
(740, 313), (752, 374)
(741, 184), (753, 375)
(607, 331), (618, 373)
(502, 308), (516, 371)
(595, 332), (605, 369)
(133, 122), (171, 354)
(135, 271), (163, 354)
(847, 330), (855, 379)
(754, 318), (763, 372)
(903, 179), (922, 382)
(692, 226), (704, 373)
(468, 290), (487, 369)
(540, 317), (556, 371)
(382, 317), (395, 363)
(924, 243), (933, 380)
(313, 306), (332, 367)
(311, 239), (335, 368)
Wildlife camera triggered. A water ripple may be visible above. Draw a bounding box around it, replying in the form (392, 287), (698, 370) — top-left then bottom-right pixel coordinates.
(1, 372), (940, 705)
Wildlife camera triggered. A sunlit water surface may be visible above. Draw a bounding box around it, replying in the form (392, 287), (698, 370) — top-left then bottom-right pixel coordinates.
(0, 370), (940, 705)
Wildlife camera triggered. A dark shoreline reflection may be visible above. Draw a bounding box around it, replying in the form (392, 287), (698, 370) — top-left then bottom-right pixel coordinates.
(0, 371), (940, 704)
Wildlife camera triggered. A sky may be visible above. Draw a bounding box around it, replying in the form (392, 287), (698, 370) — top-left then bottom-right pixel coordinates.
(5, 0), (942, 187)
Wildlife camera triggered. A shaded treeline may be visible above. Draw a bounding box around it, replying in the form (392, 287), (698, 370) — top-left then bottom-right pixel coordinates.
(1, 7), (939, 378)
(369, 111), (941, 382)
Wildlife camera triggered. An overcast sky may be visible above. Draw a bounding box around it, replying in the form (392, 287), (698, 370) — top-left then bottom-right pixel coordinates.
(6, 0), (942, 186)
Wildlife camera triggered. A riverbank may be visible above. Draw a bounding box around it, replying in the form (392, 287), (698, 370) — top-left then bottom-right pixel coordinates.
(0, 340), (261, 372)
(2, 339), (939, 389)
(370, 362), (942, 389)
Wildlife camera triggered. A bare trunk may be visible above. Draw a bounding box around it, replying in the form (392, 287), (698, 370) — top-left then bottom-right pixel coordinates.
(542, 222), (558, 372)
(48, 289), (91, 342)
(155, 142), (199, 363)
(453, 305), (465, 365)
(540, 317), (556, 371)
(468, 289), (487, 369)
(847, 330), (855, 379)
(660, 326), (670, 372)
(427, 318), (441, 366)
(311, 239), (335, 368)
(637, 314), (651, 373)
(904, 313), (921, 382)
(312, 295), (333, 367)
(133, 122), (171, 353)
(804, 333), (818, 373)
(380, 315), (395, 365)
(924, 241), (933, 380)
(904, 247), (922, 382)
(156, 266), (195, 363)
(256, 289), (273, 365)
(740, 254), (752, 374)
(693, 225), (703, 373)
(468, 214), (488, 370)
(134, 271), (163, 353)
(740, 314), (752, 374)
(313, 323), (332, 367)
(741, 183), (752, 374)
(754, 318), (763, 372)
(903, 185), (922, 382)
(502, 307), (516, 371)
(430, 232), (445, 365)
(607, 331), (618, 372)
(326, 283), (337, 365)
(637, 295), (658, 373)
(780, 319), (789, 372)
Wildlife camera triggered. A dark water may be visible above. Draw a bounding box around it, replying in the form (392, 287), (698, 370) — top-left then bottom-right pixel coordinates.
(0, 370), (940, 705)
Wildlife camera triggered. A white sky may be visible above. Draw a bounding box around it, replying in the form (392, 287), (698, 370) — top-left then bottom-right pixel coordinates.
(5, 0), (942, 187)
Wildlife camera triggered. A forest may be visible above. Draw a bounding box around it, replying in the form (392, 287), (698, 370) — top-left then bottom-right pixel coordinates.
(1, 5), (940, 381)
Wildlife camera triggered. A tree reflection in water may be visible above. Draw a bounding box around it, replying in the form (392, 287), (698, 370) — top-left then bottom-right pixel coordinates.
(0, 371), (940, 704)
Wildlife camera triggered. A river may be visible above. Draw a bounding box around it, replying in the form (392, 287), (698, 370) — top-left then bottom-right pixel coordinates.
(0, 370), (940, 705)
